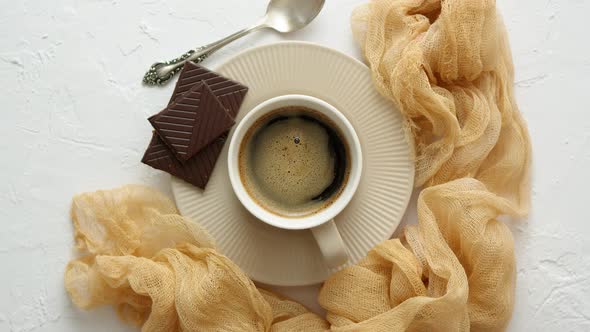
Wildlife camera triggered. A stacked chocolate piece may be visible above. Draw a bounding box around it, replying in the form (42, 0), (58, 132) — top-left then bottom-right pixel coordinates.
(142, 62), (249, 189)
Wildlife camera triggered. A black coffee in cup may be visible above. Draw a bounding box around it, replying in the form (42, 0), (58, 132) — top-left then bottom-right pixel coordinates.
(238, 106), (350, 217)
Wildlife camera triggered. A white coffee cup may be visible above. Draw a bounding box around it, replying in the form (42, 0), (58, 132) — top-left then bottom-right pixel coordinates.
(228, 95), (362, 268)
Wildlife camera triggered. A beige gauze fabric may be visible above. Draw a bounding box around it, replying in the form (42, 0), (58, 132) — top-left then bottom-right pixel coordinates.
(64, 0), (531, 331)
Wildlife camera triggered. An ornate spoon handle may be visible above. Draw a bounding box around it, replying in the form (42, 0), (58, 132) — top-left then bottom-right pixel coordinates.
(143, 22), (266, 86)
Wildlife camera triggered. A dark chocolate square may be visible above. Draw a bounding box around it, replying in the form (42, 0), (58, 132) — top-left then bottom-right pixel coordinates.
(170, 61), (248, 118)
(141, 132), (226, 189)
(149, 82), (234, 161)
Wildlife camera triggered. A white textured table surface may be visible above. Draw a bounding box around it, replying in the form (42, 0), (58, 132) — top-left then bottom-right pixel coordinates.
(1, 0), (589, 331)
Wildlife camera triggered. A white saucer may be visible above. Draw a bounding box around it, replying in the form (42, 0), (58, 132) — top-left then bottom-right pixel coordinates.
(171, 41), (414, 286)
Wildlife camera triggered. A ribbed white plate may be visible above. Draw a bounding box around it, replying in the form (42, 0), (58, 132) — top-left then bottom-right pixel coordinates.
(172, 41), (414, 286)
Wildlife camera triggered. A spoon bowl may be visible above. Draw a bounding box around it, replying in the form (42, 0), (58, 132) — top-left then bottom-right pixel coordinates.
(264, 0), (326, 33)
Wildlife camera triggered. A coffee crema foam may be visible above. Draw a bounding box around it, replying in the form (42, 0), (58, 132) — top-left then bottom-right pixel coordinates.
(238, 107), (349, 217)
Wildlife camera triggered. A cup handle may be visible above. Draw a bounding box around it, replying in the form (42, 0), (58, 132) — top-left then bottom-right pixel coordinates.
(311, 219), (349, 268)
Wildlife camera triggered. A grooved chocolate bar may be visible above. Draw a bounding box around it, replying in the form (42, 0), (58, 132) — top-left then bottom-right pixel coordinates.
(149, 82), (234, 161)
(142, 132), (226, 189)
(142, 62), (249, 189)
(169, 61), (248, 118)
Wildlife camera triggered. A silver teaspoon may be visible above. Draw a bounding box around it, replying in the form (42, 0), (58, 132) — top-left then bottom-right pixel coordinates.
(143, 0), (326, 86)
